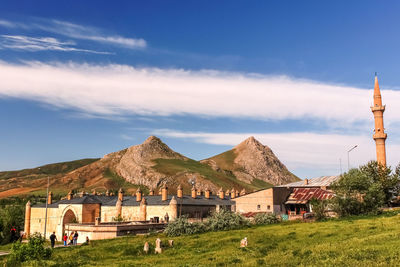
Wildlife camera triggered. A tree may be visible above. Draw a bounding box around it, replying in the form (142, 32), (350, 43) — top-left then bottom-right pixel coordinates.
(331, 161), (400, 216)
(0, 205), (24, 244)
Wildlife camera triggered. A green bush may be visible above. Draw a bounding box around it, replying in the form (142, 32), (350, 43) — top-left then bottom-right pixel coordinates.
(6, 233), (52, 266)
(253, 213), (280, 225)
(164, 216), (206, 237)
(206, 209), (250, 231)
(309, 199), (329, 221)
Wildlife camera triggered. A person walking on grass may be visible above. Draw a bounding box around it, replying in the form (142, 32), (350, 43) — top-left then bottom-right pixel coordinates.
(50, 232), (57, 248)
(63, 233), (68, 246)
(73, 231), (79, 245)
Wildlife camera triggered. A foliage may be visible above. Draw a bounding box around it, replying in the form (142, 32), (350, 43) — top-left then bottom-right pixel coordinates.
(164, 216), (206, 237)
(0, 205), (24, 245)
(331, 161), (400, 216)
(6, 233), (52, 266)
(206, 209), (250, 231)
(112, 214), (125, 222)
(253, 213), (280, 225)
(309, 199), (329, 221)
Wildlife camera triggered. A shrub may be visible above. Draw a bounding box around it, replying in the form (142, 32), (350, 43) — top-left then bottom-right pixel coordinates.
(206, 209), (250, 231)
(309, 199), (329, 221)
(253, 213), (280, 225)
(6, 232), (52, 266)
(164, 216), (206, 237)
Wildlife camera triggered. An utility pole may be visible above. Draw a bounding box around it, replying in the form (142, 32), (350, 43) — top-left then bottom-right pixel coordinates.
(43, 168), (50, 240)
(347, 145), (358, 171)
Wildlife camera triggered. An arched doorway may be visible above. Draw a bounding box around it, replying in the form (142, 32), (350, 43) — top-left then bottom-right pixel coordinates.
(62, 209), (77, 237)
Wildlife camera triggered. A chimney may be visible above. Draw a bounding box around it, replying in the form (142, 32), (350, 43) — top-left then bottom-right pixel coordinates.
(105, 190), (110, 196)
(116, 198), (122, 218)
(158, 188), (162, 195)
(136, 188), (142, 202)
(304, 179), (309, 185)
(48, 191), (53, 204)
(240, 189), (246, 196)
(205, 188), (210, 199)
(230, 189), (235, 199)
(92, 189), (96, 195)
(149, 189), (154, 196)
(169, 196), (178, 221)
(235, 190), (239, 197)
(24, 201), (31, 237)
(191, 186), (197, 199)
(139, 198), (147, 221)
(218, 188), (224, 199)
(162, 184), (168, 201)
(118, 188), (124, 201)
(177, 184), (183, 198)
(197, 190), (202, 196)
(67, 191), (73, 200)
(225, 189), (230, 196)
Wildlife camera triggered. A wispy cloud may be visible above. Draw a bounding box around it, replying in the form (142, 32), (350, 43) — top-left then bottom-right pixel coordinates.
(0, 18), (146, 49)
(0, 61), (399, 129)
(0, 35), (111, 54)
(151, 129), (400, 176)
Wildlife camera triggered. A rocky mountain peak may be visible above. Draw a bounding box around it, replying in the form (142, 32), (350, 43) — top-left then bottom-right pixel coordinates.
(236, 136), (265, 151)
(143, 135), (163, 145)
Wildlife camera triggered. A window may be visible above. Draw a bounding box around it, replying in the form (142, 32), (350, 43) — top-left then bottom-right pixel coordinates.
(257, 205), (261, 210)
(267, 205), (271, 210)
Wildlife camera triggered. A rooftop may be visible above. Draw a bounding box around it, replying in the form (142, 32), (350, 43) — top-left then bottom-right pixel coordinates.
(277, 176), (340, 188)
(285, 187), (335, 205)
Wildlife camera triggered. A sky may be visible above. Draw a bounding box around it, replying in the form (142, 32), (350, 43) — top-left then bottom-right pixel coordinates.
(1, 1), (400, 179)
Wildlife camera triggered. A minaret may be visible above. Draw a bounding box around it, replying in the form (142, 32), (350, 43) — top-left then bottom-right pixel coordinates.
(371, 74), (387, 166)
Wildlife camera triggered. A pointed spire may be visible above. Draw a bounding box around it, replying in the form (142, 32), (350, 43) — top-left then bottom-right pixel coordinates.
(374, 74), (382, 106)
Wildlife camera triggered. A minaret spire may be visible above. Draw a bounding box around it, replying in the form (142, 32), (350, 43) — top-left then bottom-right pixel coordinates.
(370, 74), (387, 166)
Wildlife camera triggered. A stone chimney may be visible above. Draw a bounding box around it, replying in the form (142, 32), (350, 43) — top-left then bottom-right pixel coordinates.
(177, 184), (183, 198)
(191, 186), (197, 199)
(105, 190), (110, 196)
(205, 188), (210, 199)
(139, 198), (147, 221)
(24, 201), (31, 237)
(240, 189), (246, 196)
(225, 189), (230, 196)
(218, 188), (224, 199)
(235, 190), (239, 197)
(67, 191), (73, 200)
(116, 198), (122, 218)
(162, 184), (168, 201)
(149, 189), (154, 196)
(230, 189), (236, 199)
(48, 191), (53, 205)
(169, 196), (178, 221)
(118, 188), (124, 201)
(158, 188), (162, 195)
(197, 189), (202, 196)
(135, 188), (142, 202)
(304, 179), (309, 185)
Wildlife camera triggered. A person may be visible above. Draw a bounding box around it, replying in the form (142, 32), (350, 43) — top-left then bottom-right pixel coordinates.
(50, 232), (57, 248)
(69, 232), (74, 245)
(63, 233), (68, 246)
(85, 236), (90, 245)
(73, 231), (79, 245)
(164, 213), (169, 223)
(10, 227), (16, 242)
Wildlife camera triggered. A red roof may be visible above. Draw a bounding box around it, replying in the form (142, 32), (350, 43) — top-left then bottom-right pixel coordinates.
(285, 188), (334, 204)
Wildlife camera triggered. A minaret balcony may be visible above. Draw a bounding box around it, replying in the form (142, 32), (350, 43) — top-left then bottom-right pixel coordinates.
(370, 105), (385, 112)
(373, 132), (387, 139)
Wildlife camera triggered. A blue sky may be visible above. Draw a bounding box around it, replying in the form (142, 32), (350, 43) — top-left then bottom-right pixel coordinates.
(1, 1), (400, 178)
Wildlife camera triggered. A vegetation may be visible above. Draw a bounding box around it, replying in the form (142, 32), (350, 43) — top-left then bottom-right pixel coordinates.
(253, 213), (280, 225)
(331, 161), (400, 216)
(6, 233), (52, 266)
(0, 205), (24, 245)
(103, 169), (149, 194)
(3, 212), (400, 266)
(152, 158), (262, 191)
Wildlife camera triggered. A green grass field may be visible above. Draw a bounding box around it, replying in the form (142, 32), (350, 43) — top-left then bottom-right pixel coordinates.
(4, 212), (400, 266)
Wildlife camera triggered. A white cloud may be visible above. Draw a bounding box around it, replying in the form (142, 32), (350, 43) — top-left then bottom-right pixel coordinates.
(0, 35), (111, 54)
(0, 61), (399, 128)
(0, 18), (146, 49)
(151, 129), (400, 176)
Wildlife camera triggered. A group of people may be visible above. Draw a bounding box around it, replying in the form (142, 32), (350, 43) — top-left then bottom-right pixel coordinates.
(62, 231), (79, 246)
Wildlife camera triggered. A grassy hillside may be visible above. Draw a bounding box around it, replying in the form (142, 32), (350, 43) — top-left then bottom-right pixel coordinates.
(4, 212), (400, 266)
(152, 158), (271, 192)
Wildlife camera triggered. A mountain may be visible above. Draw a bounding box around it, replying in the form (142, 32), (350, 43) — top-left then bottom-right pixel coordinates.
(201, 136), (299, 186)
(0, 136), (298, 198)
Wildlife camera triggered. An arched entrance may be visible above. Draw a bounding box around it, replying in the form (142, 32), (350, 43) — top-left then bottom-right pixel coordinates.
(62, 209), (77, 236)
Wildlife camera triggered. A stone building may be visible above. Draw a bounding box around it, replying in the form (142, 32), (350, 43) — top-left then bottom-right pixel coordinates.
(25, 186), (233, 243)
(234, 176), (339, 217)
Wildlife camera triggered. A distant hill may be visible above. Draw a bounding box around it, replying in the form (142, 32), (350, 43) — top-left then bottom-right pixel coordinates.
(0, 136), (298, 198)
(201, 136), (299, 186)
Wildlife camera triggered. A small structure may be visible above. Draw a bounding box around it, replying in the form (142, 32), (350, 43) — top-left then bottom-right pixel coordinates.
(240, 237), (248, 248)
(155, 238), (162, 254)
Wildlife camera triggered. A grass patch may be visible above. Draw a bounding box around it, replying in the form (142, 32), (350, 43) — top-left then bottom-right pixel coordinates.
(103, 169), (149, 194)
(3, 212), (399, 266)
